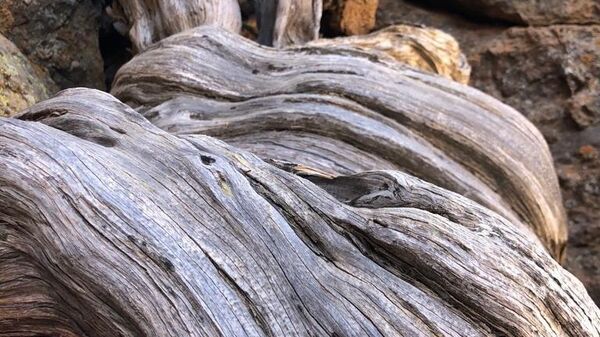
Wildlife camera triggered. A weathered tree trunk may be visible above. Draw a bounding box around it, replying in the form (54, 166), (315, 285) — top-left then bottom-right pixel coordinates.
(253, 0), (322, 46)
(0, 88), (598, 336)
(112, 26), (566, 260)
(110, 0), (242, 52)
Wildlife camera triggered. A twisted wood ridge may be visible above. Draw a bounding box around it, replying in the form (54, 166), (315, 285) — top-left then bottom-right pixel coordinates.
(0, 88), (598, 336)
(112, 26), (566, 260)
(111, 0), (242, 52)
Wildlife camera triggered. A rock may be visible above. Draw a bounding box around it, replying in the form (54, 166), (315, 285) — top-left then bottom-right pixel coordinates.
(557, 143), (600, 304)
(322, 0), (379, 36)
(579, 145), (599, 161)
(0, 34), (58, 117)
(0, 0), (105, 90)
(377, 3), (600, 131)
(306, 25), (471, 84)
(376, 0), (600, 305)
(468, 26), (600, 133)
(427, 0), (600, 25)
(376, 0), (502, 50)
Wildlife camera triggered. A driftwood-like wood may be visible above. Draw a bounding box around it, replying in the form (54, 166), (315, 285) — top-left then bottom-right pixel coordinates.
(1, 88), (599, 336)
(306, 25), (471, 84)
(253, 0), (322, 47)
(322, 0), (379, 36)
(110, 0), (242, 52)
(112, 26), (565, 260)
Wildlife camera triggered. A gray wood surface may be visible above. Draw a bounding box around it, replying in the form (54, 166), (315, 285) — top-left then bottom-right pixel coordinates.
(111, 26), (567, 261)
(252, 0), (322, 47)
(1, 88), (598, 336)
(112, 0), (242, 52)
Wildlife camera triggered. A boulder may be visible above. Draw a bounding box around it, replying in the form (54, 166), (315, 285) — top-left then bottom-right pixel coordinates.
(427, 0), (600, 25)
(467, 28), (600, 302)
(322, 0), (379, 36)
(0, 0), (105, 90)
(0, 34), (57, 117)
(468, 26), (600, 132)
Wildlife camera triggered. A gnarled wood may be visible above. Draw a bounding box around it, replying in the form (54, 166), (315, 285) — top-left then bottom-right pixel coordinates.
(306, 25), (471, 84)
(253, 0), (322, 47)
(112, 26), (565, 260)
(110, 0), (242, 52)
(0, 88), (598, 336)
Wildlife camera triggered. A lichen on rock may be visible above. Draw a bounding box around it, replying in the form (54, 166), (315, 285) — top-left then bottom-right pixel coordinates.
(0, 34), (58, 117)
(0, 0), (105, 90)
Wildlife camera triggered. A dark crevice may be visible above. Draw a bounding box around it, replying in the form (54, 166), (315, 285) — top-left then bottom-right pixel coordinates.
(98, 0), (132, 90)
(201, 155), (216, 165)
(402, 0), (518, 27)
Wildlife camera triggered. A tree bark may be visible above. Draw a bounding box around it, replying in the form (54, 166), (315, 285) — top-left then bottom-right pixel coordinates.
(110, 0), (242, 52)
(112, 26), (566, 260)
(253, 0), (322, 47)
(0, 88), (598, 336)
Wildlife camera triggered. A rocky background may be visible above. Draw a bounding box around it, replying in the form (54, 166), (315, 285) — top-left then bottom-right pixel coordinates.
(376, 0), (600, 304)
(1, 0), (598, 304)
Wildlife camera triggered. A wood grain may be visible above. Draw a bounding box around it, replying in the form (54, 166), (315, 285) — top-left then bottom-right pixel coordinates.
(306, 25), (471, 84)
(111, 0), (242, 52)
(253, 0), (322, 46)
(0, 88), (598, 336)
(112, 26), (566, 260)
